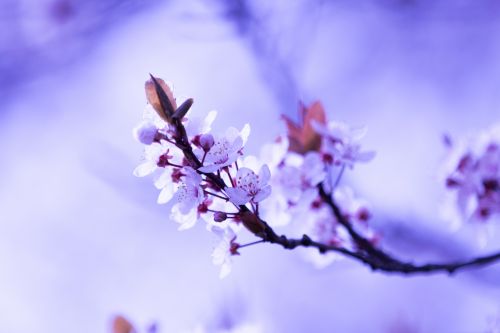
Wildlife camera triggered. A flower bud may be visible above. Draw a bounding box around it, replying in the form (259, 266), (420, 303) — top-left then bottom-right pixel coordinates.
(133, 122), (158, 145)
(200, 134), (215, 151)
(213, 211), (227, 222)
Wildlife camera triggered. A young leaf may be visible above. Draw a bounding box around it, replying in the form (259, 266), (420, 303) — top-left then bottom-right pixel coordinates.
(145, 75), (177, 123)
(112, 315), (136, 333)
(173, 98), (194, 120)
(282, 101), (326, 154)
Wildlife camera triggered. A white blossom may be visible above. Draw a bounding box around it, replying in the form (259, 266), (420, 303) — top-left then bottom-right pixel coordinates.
(154, 169), (176, 204)
(225, 165), (272, 205)
(185, 110), (217, 138)
(169, 167), (206, 230)
(210, 226), (238, 279)
(133, 142), (170, 177)
(275, 152), (325, 204)
(333, 186), (372, 224)
(312, 120), (375, 168)
(198, 125), (250, 173)
(441, 123), (500, 232)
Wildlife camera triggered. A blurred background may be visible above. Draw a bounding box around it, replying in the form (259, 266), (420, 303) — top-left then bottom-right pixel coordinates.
(1, 0), (500, 332)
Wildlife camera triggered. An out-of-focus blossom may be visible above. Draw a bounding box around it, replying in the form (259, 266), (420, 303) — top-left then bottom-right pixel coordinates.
(272, 152), (325, 208)
(441, 123), (500, 233)
(313, 120), (376, 168)
(225, 165), (272, 205)
(333, 186), (372, 224)
(298, 206), (342, 268)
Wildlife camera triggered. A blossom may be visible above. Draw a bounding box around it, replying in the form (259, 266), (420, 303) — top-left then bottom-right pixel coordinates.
(333, 186), (372, 224)
(441, 124), (500, 230)
(297, 206), (343, 268)
(133, 142), (170, 177)
(275, 152), (325, 204)
(210, 226), (239, 279)
(169, 167), (206, 230)
(198, 125), (250, 173)
(154, 168), (176, 204)
(313, 120), (375, 168)
(225, 165), (272, 205)
(184, 110), (217, 139)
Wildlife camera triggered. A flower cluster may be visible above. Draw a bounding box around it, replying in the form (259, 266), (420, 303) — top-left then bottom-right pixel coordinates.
(442, 124), (500, 233)
(134, 76), (377, 277)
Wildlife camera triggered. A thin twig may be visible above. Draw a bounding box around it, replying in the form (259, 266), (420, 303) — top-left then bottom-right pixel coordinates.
(164, 89), (500, 276)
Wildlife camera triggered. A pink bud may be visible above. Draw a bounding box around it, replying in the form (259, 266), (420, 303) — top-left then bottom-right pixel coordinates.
(200, 134), (215, 151)
(213, 211), (227, 222)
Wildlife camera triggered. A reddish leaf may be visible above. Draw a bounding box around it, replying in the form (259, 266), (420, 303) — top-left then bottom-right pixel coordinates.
(282, 101), (326, 154)
(112, 315), (136, 333)
(145, 76), (177, 123)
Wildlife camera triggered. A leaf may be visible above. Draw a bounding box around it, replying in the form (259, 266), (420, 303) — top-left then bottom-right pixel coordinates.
(282, 101), (326, 154)
(173, 98), (194, 120)
(145, 75), (177, 123)
(112, 315), (136, 333)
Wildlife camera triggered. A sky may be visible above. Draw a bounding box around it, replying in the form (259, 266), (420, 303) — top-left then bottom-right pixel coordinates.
(1, 0), (500, 332)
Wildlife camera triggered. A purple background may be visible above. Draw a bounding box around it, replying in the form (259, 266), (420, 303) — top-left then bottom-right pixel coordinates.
(1, 1), (500, 332)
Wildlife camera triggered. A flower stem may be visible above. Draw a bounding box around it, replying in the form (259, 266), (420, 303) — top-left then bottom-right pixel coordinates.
(204, 190), (228, 201)
(238, 239), (265, 249)
(332, 164), (346, 190)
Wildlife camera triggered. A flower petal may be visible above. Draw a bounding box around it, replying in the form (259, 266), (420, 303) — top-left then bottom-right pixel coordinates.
(133, 162), (156, 177)
(157, 185), (174, 204)
(253, 185), (272, 203)
(258, 164), (271, 187)
(225, 187), (250, 205)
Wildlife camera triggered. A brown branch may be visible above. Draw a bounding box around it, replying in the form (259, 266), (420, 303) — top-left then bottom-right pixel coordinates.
(159, 85), (500, 276)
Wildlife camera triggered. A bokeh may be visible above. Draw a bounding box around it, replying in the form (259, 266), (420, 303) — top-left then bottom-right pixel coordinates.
(1, 0), (500, 332)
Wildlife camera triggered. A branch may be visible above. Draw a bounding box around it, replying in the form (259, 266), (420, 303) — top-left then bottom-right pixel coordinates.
(163, 89), (500, 276)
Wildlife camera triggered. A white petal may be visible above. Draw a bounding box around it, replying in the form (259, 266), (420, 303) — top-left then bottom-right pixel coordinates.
(235, 167), (253, 180)
(133, 162), (156, 177)
(201, 110), (217, 133)
(240, 123), (251, 145)
(157, 185), (174, 204)
(254, 185), (272, 203)
(349, 126), (368, 141)
(154, 170), (171, 189)
(229, 136), (244, 154)
(172, 208), (198, 230)
(258, 164), (271, 186)
(219, 262), (232, 279)
(225, 187), (250, 205)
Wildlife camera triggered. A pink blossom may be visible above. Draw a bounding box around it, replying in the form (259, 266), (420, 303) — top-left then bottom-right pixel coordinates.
(169, 167), (206, 230)
(225, 165), (272, 205)
(312, 120), (375, 168)
(198, 125), (250, 173)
